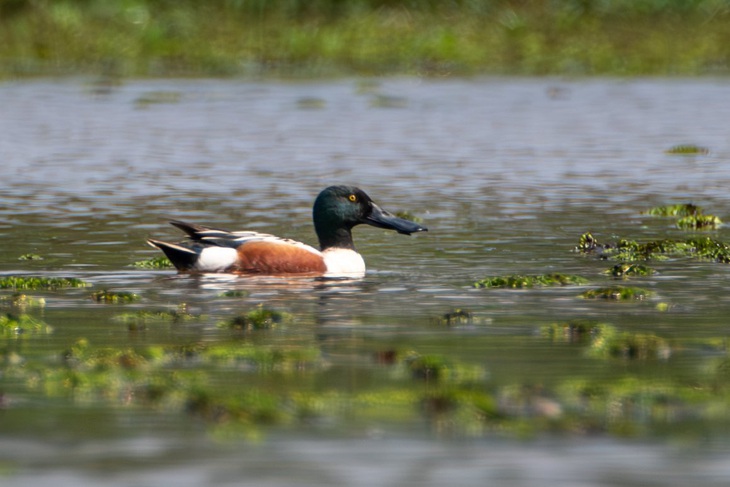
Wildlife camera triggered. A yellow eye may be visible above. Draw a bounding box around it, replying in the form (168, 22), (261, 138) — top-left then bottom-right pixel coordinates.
(348, 194), (357, 202)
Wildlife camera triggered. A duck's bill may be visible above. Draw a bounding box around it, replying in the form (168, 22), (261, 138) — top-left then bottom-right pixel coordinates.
(363, 203), (428, 235)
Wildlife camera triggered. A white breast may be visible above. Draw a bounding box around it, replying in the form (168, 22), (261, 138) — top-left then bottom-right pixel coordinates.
(322, 248), (366, 278)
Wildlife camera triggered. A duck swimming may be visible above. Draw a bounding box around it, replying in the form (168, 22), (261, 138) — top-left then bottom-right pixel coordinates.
(147, 185), (427, 277)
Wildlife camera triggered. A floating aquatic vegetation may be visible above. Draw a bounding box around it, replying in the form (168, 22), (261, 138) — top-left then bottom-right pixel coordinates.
(17, 253), (43, 261)
(644, 204), (721, 230)
(406, 354), (449, 381)
(589, 326), (670, 360)
(577, 232), (730, 263)
(0, 313), (52, 338)
(114, 304), (199, 327)
(133, 256), (173, 269)
(0, 276), (89, 290)
(438, 308), (474, 326)
(7, 334), (730, 439)
(580, 286), (652, 300)
(686, 237), (730, 263)
(541, 320), (606, 344)
(219, 305), (292, 331)
(606, 263), (655, 278)
(91, 290), (139, 303)
(644, 203), (702, 217)
(676, 214), (722, 230)
(474, 273), (588, 289)
(0, 293), (46, 310)
(402, 352), (485, 384)
(543, 321), (669, 360)
(218, 290), (249, 298)
(202, 344), (322, 372)
(665, 144), (709, 155)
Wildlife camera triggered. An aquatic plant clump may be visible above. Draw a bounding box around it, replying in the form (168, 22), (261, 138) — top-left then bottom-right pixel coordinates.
(0, 313), (52, 338)
(644, 203), (703, 217)
(438, 308), (474, 326)
(113, 306), (200, 330)
(665, 144), (709, 155)
(676, 215), (722, 230)
(644, 203), (721, 230)
(606, 263), (655, 278)
(0, 293), (46, 309)
(0, 276), (89, 290)
(473, 273), (588, 289)
(579, 286), (652, 300)
(7, 334), (730, 440)
(541, 320), (606, 344)
(589, 327), (670, 360)
(219, 305), (293, 331)
(577, 233), (730, 263)
(17, 253), (43, 261)
(133, 256), (174, 269)
(91, 290), (140, 303)
(544, 321), (670, 360)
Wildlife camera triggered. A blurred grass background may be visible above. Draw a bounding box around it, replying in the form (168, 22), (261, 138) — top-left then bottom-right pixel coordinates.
(1, 0), (729, 77)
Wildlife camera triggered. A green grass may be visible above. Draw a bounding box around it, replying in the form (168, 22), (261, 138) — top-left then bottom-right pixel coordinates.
(1, 0), (729, 77)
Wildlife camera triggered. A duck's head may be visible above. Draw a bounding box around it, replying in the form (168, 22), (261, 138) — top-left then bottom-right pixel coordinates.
(313, 185), (427, 250)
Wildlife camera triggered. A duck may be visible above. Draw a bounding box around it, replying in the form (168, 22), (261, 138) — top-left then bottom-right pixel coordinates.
(147, 185), (427, 277)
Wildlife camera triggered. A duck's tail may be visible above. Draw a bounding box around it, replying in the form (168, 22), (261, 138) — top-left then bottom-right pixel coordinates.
(146, 239), (199, 271)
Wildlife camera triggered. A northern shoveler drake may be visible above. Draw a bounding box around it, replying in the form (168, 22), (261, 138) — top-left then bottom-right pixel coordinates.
(147, 185), (427, 277)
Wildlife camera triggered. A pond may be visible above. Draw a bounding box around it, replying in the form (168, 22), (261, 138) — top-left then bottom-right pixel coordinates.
(1, 77), (730, 486)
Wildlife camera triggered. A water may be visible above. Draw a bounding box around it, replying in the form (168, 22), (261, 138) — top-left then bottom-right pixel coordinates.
(2, 77), (730, 485)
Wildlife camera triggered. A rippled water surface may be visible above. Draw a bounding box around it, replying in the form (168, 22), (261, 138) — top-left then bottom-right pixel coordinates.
(2, 78), (730, 486)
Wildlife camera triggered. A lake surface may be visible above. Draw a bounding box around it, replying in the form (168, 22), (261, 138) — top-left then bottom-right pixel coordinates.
(2, 77), (730, 486)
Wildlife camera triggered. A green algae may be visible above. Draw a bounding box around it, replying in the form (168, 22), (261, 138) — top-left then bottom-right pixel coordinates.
(677, 214), (722, 230)
(541, 320), (605, 344)
(665, 144), (709, 155)
(438, 308), (474, 327)
(544, 320), (670, 360)
(91, 290), (140, 303)
(219, 305), (293, 331)
(0, 293), (46, 310)
(218, 290), (249, 298)
(17, 253), (43, 261)
(644, 203), (703, 217)
(577, 232), (730, 263)
(606, 263), (655, 278)
(0, 313), (52, 338)
(580, 286), (652, 300)
(588, 326), (670, 360)
(4, 333), (730, 440)
(473, 273), (588, 289)
(0, 276), (89, 290)
(133, 256), (174, 269)
(644, 203), (721, 230)
(113, 305), (199, 330)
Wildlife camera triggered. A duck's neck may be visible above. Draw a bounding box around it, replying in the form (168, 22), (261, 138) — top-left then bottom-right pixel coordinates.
(317, 226), (356, 251)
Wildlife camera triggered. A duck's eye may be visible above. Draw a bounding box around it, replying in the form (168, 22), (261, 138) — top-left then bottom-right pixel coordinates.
(348, 194), (357, 202)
